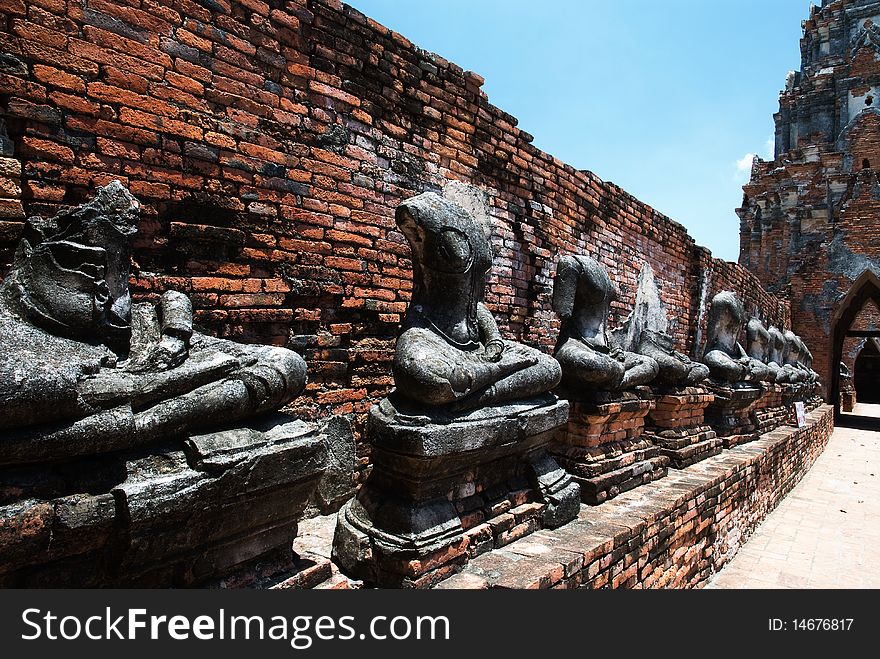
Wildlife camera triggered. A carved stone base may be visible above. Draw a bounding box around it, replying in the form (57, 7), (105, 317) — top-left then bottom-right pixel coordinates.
(750, 383), (786, 434)
(704, 383), (762, 448)
(804, 382), (824, 412)
(0, 414), (350, 587)
(332, 394), (580, 588)
(781, 382), (810, 407)
(644, 386), (722, 468)
(550, 389), (666, 505)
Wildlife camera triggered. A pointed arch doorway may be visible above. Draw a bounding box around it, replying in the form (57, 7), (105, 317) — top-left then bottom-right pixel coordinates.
(831, 269), (880, 424)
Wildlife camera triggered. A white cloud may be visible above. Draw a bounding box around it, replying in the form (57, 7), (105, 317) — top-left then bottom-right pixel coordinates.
(764, 136), (775, 159)
(736, 153), (756, 172)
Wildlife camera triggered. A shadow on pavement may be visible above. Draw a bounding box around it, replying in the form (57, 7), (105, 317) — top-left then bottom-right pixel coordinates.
(838, 413), (880, 431)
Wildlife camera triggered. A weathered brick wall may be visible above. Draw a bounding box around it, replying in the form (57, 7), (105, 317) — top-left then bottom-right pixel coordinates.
(842, 299), (880, 388)
(437, 405), (834, 589)
(584, 405), (833, 589)
(0, 0), (788, 477)
(739, 0), (880, 393)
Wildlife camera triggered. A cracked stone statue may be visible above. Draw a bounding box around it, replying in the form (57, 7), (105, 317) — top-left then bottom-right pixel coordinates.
(552, 254), (659, 393)
(794, 335), (819, 382)
(780, 330), (811, 383)
(702, 291), (772, 385)
(787, 332), (818, 383)
(391, 192), (561, 410)
(0, 181), (308, 465)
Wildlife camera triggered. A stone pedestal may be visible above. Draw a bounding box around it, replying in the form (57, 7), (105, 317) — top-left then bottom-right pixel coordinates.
(781, 382), (809, 407)
(0, 415), (349, 587)
(333, 394), (580, 588)
(550, 389), (667, 505)
(750, 383), (787, 434)
(841, 390), (856, 413)
(643, 386), (722, 468)
(779, 382), (810, 424)
(805, 383), (824, 411)
(704, 384), (762, 448)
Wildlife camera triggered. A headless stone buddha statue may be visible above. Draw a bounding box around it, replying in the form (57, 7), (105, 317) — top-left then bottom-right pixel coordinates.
(745, 317), (779, 383)
(391, 192), (561, 411)
(0, 181), (307, 465)
(795, 335), (820, 382)
(702, 292), (772, 385)
(612, 263), (708, 388)
(552, 255), (659, 393)
(783, 330), (811, 383)
(768, 325), (802, 383)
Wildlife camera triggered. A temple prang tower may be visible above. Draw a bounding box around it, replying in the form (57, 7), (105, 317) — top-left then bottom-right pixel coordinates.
(738, 0), (880, 411)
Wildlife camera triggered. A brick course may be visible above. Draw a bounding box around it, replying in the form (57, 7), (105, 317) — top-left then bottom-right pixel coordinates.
(290, 405), (834, 589)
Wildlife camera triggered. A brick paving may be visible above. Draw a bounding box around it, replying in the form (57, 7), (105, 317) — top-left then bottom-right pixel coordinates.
(708, 405), (880, 589)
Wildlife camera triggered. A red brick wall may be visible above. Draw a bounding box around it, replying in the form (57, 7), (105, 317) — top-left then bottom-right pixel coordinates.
(841, 299), (880, 387)
(0, 0), (789, 475)
(738, 0), (880, 394)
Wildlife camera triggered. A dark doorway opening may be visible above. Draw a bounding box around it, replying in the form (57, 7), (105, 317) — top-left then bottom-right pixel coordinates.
(854, 339), (880, 403)
(831, 269), (880, 428)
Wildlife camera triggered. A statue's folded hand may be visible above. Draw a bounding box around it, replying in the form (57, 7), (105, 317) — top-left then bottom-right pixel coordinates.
(482, 339), (504, 362)
(125, 335), (188, 373)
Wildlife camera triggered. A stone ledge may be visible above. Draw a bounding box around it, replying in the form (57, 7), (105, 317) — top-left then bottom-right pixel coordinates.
(440, 405), (833, 588)
(290, 405), (833, 589)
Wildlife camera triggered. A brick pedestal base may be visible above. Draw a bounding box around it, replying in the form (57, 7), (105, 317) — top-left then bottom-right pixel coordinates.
(751, 383), (787, 434)
(551, 389), (667, 505)
(333, 395), (580, 588)
(644, 386), (722, 468)
(705, 384), (762, 448)
(805, 382), (824, 412)
(780, 383), (813, 425)
(0, 415), (334, 587)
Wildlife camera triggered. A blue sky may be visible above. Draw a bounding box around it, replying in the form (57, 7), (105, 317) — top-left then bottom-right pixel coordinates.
(348, 0), (813, 262)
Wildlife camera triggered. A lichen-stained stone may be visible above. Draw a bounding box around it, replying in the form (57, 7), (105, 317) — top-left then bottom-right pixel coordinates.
(0, 0), (794, 486)
(549, 256), (670, 504)
(0, 183), (354, 587)
(332, 193), (578, 588)
(613, 263), (709, 388)
(699, 292), (767, 447)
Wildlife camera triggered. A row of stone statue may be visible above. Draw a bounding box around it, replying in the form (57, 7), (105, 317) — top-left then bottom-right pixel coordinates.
(0, 185), (819, 458)
(0, 184), (821, 587)
(391, 195), (818, 414)
(335, 192), (822, 586)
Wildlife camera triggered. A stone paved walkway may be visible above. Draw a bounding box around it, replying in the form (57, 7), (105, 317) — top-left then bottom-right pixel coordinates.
(708, 407), (880, 589)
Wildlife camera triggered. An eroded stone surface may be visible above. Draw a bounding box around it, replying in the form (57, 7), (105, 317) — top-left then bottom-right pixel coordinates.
(0, 183), (353, 586)
(332, 194), (578, 587)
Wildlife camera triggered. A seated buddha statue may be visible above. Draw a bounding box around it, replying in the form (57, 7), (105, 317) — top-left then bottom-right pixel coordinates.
(702, 292), (771, 385)
(794, 335), (820, 382)
(552, 254), (658, 393)
(391, 192), (561, 411)
(612, 263), (708, 388)
(767, 326), (802, 384)
(0, 181), (307, 465)
(782, 330), (811, 383)
(745, 317), (779, 382)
